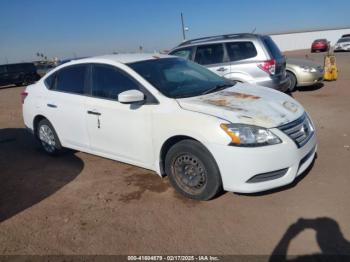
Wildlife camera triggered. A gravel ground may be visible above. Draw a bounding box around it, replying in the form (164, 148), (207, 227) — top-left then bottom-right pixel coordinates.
(0, 50), (349, 258)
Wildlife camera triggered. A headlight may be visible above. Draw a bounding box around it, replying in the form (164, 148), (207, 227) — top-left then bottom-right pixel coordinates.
(300, 65), (317, 73)
(220, 124), (282, 147)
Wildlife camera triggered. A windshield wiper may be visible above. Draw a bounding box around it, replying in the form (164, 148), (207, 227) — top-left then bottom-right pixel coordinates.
(201, 83), (234, 95)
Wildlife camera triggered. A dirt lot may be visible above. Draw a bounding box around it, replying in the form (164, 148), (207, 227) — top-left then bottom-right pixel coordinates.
(0, 50), (350, 258)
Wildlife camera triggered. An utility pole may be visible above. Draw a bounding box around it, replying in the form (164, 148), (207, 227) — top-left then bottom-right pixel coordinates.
(181, 12), (187, 41)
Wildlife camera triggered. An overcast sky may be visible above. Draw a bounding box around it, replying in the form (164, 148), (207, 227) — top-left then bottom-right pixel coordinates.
(1, 0), (350, 63)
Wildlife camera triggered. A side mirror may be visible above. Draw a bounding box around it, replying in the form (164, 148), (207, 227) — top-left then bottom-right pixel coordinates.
(118, 89), (145, 104)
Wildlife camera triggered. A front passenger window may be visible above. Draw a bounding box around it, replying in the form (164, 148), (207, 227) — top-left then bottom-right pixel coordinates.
(92, 65), (140, 100)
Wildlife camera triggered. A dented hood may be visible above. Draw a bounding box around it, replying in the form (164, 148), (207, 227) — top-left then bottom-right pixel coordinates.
(177, 83), (304, 128)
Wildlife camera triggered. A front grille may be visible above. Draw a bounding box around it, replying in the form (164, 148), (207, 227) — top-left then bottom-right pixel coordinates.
(278, 113), (314, 148)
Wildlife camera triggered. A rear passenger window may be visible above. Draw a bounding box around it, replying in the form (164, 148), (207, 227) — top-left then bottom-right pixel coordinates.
(226, 42), (257, 62)
(44, 73), (56, 89)
(262, 36), (283, 59)
(194, 44), (224, 65)
(92, 65), (140, 100)
(55, 65), (87, 94)
(170, 48), (193, 60)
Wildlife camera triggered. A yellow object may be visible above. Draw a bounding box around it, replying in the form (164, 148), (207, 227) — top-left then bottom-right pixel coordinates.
(323, 54), (338, 81)
(220, 124), (241, 144)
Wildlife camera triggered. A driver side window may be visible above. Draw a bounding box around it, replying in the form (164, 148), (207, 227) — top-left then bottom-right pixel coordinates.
(92, 64), (140, 100)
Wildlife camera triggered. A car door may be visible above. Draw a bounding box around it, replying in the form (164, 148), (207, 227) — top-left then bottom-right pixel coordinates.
(225, 41), (259, 82)
(193, 43), (230, 77)
(43, 64), (90, 149)
(85, 63), (154, 168)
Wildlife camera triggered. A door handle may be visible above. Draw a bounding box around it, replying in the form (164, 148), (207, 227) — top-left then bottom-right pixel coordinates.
(217, 67), (228, 72)
(47, 104), (57, 108)
(87, 110), (101, 116)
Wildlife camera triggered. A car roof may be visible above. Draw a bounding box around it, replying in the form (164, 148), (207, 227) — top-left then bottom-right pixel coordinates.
(174, 33), (263, 49)
(73, 53), (173, 65)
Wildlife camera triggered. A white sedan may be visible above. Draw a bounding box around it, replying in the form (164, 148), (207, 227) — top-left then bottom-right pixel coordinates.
(334, 37), (350, 52)
(22, 54), (317, 200)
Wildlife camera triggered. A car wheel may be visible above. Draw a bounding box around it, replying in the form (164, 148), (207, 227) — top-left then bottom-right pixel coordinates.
(37, 119), (63, 155)
(165, 139), (222, 201)
(287, 71), (297, 92)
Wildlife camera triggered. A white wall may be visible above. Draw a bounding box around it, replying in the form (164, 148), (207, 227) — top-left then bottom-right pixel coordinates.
(270, 28), (350, 51)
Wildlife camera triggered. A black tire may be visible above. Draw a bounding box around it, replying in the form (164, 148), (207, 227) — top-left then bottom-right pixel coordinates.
(165, 139), (222, 201)
(36, 119), (63, 155)
(15, 83), (23, 87)
(287, 71), (297, 92)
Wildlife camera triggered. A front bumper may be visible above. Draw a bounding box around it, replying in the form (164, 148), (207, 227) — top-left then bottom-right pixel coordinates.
(207, 129), (317, 193)
(297, 71), (324, 87)
(334, 46), (350, 51)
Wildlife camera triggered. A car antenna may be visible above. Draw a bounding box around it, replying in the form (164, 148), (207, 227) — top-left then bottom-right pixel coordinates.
(251, 27), (256, 33)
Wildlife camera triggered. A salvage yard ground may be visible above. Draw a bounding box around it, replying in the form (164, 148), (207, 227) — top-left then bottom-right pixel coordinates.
(0, 50), (350, 257)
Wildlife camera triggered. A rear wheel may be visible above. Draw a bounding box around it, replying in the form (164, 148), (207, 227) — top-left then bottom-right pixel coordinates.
(37, 119), (63, 155)
(287, 71), (297, 92)
(165, 139), (222, 201)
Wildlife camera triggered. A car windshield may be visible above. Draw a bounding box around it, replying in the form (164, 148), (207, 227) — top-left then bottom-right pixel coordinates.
(128, 58), (234, 98)
(337, 38), (350, 43)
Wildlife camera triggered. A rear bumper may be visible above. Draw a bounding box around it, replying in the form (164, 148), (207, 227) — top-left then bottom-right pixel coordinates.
(311, 45), (328, 51)
(207, 129), (317, 193)
(255, 76), (290, 92)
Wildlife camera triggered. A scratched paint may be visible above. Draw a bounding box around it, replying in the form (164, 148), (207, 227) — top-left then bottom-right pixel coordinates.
(177, 85), (304, 128)
(220, 91), (260, 100)
(204, 99), (246, 112)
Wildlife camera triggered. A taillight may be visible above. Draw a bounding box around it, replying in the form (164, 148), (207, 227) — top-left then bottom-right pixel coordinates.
(258, 59), (276, 75)
(20, 91), (28, 104)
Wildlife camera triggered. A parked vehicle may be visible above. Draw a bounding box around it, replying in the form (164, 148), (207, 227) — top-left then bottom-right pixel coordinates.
(0, 63), (40, 87)
(311, 39), (329, 52)
(341, 34), (350, 38)
(36, 63), (55, 77)
(286, 58), (324, 91)
(22, 54), (317, 200)
(334, 37), (350, 52)
(168, 33), (290, 92)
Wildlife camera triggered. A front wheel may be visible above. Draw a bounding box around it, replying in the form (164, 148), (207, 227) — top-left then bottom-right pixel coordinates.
(287, 71), (297, 92)
(37, 119), (63, 155)
(165, 140), (222, 201)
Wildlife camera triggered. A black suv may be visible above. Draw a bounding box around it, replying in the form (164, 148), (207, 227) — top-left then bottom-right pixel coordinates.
(0, 63), (40, 87)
